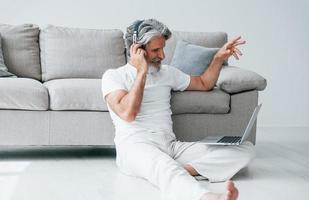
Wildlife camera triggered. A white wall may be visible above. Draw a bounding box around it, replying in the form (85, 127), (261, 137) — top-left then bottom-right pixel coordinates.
(1, 0), (308, 127)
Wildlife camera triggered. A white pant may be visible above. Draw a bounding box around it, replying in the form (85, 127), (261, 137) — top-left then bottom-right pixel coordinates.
(115, 131), (255, 200)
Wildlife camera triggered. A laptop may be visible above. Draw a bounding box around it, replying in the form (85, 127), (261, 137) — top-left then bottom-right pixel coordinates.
(199, 104), (262, 145)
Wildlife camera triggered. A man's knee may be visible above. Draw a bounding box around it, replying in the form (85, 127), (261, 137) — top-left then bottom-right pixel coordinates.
(239, 141), (256, 165)
(223, 142), (255, 179)
(212, 143), (255, 182)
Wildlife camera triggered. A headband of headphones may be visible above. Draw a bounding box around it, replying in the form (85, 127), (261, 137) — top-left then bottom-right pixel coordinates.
(133, 20), (144, 43)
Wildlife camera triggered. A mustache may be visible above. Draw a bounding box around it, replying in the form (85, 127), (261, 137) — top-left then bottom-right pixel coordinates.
(151, 58), (161, 63)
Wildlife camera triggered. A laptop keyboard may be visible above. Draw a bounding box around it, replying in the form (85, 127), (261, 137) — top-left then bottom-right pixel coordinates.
(217, 136), (242, 144)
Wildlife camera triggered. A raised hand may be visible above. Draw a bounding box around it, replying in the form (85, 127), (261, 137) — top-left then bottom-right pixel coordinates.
(215, 36), (246, 62)
(129, 43), (148, 74)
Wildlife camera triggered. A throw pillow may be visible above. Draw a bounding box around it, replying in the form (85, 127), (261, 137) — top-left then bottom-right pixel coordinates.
(0, 33), (16, 77)
(216, 66), (267, 93)
(170, 40), (227, 76)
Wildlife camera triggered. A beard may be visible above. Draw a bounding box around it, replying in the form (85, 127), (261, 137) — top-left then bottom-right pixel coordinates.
(148, 57), (162, 74)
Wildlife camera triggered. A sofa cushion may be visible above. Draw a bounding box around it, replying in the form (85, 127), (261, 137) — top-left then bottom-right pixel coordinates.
(171, 88), (230, 114)
(44, 79), (107, 111)
(0, 78), (48, 110)
(40, 25), (126, 81)
(163, 31), (227, 65)
(170, 40), (228, 76)
(0, 24), (41, 80)
(0, 33), (16, 77)
(216, 66), (267, 94)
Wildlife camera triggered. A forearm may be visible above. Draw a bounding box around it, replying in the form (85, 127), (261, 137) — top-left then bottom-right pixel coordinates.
(110, 42), (149, 122)
(200, 56), (224, 90)
(119, 70), (146, 119)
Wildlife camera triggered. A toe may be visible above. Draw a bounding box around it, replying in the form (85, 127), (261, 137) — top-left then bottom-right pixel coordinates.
(226, 190), (232, 200)
(232, 188), (239, 200)
(226, 180), (235, 190)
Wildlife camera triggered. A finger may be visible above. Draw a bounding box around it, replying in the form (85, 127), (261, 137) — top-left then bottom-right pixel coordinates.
(236, 51), (242, 58)
(227, 36), (243, 48)
(233, 40), (246, 47)
(233, 47), (243, 56)
(226, 180), (234, 188)
(140, 49), (146, 56)
(233, 188), (239, 200)
(132, 43), (142, 54)
(132, 44), (138, 55)
(231, 36), (241, 44)
(233, 52), (239, 60)
(229, 42), (245, 51)
(226, 190), (232, 200)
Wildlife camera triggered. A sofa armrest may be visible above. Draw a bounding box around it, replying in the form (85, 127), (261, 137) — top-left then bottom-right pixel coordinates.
(216, 66), (267, 94)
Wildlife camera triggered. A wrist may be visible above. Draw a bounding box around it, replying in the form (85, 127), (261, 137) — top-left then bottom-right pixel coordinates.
(137, 68), (147, 76)
(137, 65), (148, 75)
(213, 54), (225, 64)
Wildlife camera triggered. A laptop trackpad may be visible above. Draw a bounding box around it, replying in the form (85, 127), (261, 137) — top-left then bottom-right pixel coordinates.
(201, 136), (222, 143)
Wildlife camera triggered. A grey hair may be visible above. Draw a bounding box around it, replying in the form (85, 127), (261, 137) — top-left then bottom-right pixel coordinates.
(125, 19), (172, 57)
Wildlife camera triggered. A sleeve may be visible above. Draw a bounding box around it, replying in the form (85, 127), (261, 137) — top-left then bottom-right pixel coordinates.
(169, 66), (191, 91)
(101, 69), (128, 102)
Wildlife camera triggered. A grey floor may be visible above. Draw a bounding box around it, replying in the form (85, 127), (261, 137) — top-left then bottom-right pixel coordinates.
(0, 127), (309, 200)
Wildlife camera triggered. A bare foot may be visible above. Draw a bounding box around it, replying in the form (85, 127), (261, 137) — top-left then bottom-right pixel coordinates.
(201, 180), (239, 200)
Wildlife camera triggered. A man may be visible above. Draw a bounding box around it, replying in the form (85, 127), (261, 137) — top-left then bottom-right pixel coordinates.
(101, 19), (255, 200)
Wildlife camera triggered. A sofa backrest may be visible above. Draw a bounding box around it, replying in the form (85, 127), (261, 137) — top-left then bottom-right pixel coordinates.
(0, 24), (41, 80)
(162, 31), (228, 65)
(0, 24), (227, 82)
(40, 25), (126, 82)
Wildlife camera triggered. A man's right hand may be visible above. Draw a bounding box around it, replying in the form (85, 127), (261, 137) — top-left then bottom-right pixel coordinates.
(129, 44), (148, 74)
(106, 44), (148, 123)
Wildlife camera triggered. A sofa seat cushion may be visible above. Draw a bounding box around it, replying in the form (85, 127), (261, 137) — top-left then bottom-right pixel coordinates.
(44, 79), (107, 111)
(171, 88), (230, 114)
(0, 78), (48, 110)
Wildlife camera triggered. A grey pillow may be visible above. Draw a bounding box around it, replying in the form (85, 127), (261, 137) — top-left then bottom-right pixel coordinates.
(0, 34), (16, 77)
(0, 24), (39, 79)
(40, 25), (126, 81)
(216, 66), (267, 93)
(170, 40), (227, 76)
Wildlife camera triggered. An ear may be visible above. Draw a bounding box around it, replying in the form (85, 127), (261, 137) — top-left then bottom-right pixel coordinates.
(142, 44), (149, 56)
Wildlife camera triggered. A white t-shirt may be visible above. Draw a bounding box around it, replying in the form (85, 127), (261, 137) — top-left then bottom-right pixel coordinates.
(101, 63), (191, 145)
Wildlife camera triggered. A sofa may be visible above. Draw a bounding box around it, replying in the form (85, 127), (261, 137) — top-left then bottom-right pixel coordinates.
(0, 24), (266, 146)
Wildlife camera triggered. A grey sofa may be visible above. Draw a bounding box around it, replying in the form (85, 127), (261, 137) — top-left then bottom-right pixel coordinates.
(0, 24), (266, 146)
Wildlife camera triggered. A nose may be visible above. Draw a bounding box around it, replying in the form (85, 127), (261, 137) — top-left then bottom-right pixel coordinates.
(158, 49), (165, 60)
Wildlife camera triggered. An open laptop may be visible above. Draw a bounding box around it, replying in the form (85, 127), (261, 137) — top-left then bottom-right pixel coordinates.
(199, 104), (262, 145)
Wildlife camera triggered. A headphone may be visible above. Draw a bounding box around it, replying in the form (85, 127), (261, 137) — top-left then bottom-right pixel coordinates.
(133, 20), (144, 44)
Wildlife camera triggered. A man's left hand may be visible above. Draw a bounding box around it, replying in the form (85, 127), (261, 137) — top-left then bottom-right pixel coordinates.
(215, 36), (246, 62)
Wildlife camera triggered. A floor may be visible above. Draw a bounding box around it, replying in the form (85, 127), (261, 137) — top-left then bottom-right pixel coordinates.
(0, 127), (309, 200)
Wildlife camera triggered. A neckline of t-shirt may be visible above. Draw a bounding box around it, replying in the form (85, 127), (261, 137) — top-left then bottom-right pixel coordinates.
(127, 63), (138, 73)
